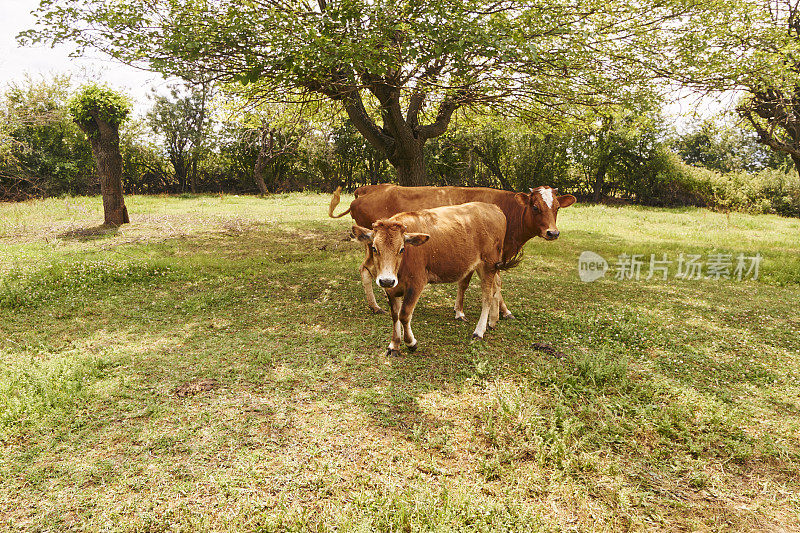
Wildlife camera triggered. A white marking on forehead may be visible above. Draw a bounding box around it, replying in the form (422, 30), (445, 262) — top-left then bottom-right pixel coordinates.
(535, 187), (554, 209)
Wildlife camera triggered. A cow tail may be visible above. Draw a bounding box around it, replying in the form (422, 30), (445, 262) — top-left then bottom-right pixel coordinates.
(328, 186), (352, 218)
(495, 250), (524, 271)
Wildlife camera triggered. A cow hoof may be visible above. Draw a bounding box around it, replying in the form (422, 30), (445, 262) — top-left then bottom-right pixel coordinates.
(371, 307), (387, 315)
(487, 324), (496, 330)
(455, 315), (468, 322)
(501, 313), (515, 320)
(407, 342), (418, 353)
(386, 348), (401, 357)
(471, 333), (484, 341)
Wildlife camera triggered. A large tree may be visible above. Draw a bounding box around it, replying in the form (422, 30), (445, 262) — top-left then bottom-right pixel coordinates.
(659, 0), (800, 178)
(22, 0), (685, 186)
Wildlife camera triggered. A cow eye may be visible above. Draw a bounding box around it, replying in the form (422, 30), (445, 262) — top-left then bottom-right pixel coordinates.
(532, 205), (541, 214)
(399, 247), (405, 255)
(370, 245), (378, 254)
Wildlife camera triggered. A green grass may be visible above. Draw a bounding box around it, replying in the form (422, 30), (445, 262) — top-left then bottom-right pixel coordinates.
(1, 193), (799, 531)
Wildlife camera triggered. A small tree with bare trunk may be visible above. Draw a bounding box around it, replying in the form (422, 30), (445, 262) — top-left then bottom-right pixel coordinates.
(68, 85), (131, 226)
(252, 124), (305, 195)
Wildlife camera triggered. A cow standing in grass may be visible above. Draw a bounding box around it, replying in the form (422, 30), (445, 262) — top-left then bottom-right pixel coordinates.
(352, 202), (507, 355)
(331, 184), (576, 317)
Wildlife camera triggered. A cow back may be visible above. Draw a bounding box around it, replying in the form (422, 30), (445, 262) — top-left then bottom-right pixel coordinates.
(392, 202), (506, 284)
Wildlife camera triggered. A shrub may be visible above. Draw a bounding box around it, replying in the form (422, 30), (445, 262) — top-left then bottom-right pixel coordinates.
(678, 163), (800, 217)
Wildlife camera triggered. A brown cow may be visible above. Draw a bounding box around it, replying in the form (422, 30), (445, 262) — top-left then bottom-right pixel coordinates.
(351, 202), (506, 355)
(331, 184), (576, 316)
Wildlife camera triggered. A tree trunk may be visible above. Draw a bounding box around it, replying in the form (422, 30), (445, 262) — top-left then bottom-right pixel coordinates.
(253, 149), (269, 195)
(83, 117), (129, 226)
(392, 155), (426, 187)
(367, 156), (378, 185)
(792, 155), (800, 180)
(337, 86), (460, 188)
(390, 135), (427, 187)
(474, 147), (512, 190)
(172, 155), (188, 193)
(189, 156), (198, 193)
(592, 160), (609, 203)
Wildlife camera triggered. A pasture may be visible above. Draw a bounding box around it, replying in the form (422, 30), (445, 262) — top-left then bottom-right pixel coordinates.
(1, 193), (799, 531)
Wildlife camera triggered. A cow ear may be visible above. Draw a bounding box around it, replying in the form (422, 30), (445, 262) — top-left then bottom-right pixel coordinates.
(514, 192), (529, 206)
(404, 233), (430, 246)
(352, 225), (374, 243)
(557, 195), (576, 208)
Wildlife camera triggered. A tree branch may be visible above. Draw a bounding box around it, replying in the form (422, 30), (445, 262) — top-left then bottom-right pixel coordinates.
(406, 93), (426, 129)
(340, 89), (394, 156)
(418, 97), (460, 140)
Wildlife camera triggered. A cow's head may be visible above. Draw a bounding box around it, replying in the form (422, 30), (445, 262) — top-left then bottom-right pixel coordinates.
(352, 220), (430, 288)
(514, 186), (576, 240)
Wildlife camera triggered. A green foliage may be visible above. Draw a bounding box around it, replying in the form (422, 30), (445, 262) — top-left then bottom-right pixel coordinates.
(425, 121), (576, 192)
(680, 164), (800, 218)
(673, 118), (792, 174)
(658, 1), (800, 175)
(22, 0), (663, 108)
(119, 119), (173, 194)
(330, 120), (388, 188)
(23, 0), (699, 185)
(0, 75), (95, 198)
(146, 84), (211, 192)
(67, 84), (131, 136)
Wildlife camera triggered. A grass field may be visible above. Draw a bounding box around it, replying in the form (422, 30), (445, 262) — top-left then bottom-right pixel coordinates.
(1, 193), (799, 532)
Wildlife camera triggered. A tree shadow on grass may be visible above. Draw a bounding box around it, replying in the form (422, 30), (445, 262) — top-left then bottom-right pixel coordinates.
(58, 224), (120, 242)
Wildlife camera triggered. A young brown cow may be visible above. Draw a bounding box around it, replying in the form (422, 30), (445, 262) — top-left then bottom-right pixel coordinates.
(331, 184), (576, 317)
(352, 202), (506, 355)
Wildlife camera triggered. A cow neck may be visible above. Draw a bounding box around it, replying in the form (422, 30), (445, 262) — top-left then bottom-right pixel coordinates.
(501, 198), (534, 262)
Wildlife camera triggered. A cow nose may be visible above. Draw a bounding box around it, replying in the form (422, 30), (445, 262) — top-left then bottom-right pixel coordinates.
(546, 229), (560, 240)
(378, 277), (396, 288)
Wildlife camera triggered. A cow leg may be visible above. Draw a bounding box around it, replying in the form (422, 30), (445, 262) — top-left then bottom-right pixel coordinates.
(454, 272), (472, 321)
(361, 247), (384, 314)
(386, 294), (402, 356)
(496, 275), (514, 319)
(489, 277), (501, 329)
(400, 284), (424, 352)
(472, 268), (497, 340)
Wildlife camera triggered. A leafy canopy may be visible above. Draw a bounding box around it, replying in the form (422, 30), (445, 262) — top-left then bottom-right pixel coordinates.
(22, 0), (695, 115)
(67, 84), (132, 136)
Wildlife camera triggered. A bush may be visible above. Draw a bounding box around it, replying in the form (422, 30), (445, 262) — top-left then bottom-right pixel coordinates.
(615, 149), (710, 207)
(0, 75), (96, 199)
(674, 163), (800, 217)
(710, 168), (800, 217)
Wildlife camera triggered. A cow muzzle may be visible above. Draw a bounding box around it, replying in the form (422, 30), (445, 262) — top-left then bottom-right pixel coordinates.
(545, 229), (560, 240)
(377, 276), (398, 288)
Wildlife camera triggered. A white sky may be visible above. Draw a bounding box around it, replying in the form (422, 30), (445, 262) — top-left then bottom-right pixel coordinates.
(0, 0), (175, 115)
